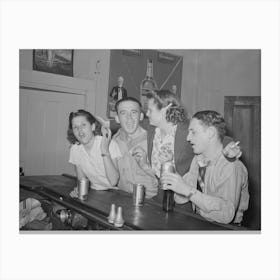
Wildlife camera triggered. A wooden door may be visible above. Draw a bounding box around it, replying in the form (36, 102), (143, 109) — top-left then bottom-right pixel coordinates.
(224, 96), (261, 229)
(20, 88), (85, 176)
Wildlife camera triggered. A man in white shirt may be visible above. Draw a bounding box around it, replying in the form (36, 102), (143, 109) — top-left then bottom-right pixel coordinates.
(161, 110), (249, 224)
(113, 97), (158, 198)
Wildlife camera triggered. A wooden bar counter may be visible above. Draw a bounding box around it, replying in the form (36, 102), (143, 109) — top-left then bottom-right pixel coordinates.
(20, 175), (246, 231)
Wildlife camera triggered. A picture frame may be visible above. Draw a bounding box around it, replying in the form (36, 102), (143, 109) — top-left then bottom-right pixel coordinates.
(157, 51), (176, 63)
(33, 49), (74, 77)
(122, 49), (142, 57)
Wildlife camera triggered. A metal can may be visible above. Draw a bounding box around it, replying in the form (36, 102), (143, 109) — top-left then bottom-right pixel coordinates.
(160, 162), (176, 212)
(78, 178), (90, 201)
(133, 184), (145, 206)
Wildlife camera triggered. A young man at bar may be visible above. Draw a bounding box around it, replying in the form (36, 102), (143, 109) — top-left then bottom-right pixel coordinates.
(161, 110), (249, 224)
(112, 97), (158, 198)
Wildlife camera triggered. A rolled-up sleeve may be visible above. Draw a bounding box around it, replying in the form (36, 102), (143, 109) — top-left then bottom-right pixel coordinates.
(109, 140), (122, 159)
(174, 158), (198, 204)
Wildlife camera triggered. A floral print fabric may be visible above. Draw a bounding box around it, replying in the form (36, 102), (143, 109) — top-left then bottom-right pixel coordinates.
(151, 126), (177, 177)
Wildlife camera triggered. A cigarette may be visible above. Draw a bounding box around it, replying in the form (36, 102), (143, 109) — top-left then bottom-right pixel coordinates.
(231, 141), (240, 148)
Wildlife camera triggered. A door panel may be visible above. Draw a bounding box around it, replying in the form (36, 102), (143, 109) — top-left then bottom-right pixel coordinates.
(224, 96), (261, 229)
(20, 89), (85, 176)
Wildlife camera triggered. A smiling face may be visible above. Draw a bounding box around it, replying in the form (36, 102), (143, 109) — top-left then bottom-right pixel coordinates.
(116, 100), (143, 135)
(146, 98), (165, 127)
(72, 115), (95, 145)
(187, 118), (210, 155)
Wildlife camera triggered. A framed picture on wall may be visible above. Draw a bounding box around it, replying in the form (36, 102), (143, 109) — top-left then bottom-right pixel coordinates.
(33, 49), (74, 77)
(122, 49), (142, 57)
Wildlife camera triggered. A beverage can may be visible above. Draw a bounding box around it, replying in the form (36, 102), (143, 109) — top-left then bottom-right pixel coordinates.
(133, 184), (145, 206)
(78, 178), (89, 201)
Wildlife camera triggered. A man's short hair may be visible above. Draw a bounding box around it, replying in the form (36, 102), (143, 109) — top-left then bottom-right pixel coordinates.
(115, 97), (142, 113)
(193, 110), (226, 141)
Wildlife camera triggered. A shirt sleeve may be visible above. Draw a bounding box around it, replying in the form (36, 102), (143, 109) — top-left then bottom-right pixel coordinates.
(174, 157), (198, 204)
(109, 140), (122, 159)
(69, 145), (78, 165)
(191, 161), (248, 224)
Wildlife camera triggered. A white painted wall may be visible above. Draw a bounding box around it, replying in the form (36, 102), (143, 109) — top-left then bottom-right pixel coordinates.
(20, 49), (260, 118)
(179, 50), (261, 116)
(20, 49), (111, 118)
(73, 50), (110, 117)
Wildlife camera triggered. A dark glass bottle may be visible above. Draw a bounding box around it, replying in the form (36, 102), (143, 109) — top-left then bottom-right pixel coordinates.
(161, 161), (176, 212)
(162, 189), (175, 212)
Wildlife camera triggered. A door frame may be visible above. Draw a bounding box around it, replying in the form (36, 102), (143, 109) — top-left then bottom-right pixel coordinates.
(20, 69), (96, 114)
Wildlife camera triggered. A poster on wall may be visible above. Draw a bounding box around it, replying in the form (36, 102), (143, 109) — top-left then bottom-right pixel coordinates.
(108, 76), (128, 119)
(107, 49), (183, 118)
(33, 49), (74, 77)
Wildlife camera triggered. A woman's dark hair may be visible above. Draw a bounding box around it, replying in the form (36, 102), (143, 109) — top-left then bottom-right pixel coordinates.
(146, 89), (187, 124)
(67, 109), (102, 144)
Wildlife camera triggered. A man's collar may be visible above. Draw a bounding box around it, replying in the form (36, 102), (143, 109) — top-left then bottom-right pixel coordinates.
(197, 154), (210, 167)
(197, 152), (223, 167)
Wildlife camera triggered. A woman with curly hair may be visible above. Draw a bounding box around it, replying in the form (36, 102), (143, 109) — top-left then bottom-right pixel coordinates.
(145, 90), (238, 178)
(145, 89), (192, 178)
(67, 109), (120, 196)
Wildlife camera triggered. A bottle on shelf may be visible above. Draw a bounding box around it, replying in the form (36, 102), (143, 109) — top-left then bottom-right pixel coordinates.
(140, 59), (158, 112)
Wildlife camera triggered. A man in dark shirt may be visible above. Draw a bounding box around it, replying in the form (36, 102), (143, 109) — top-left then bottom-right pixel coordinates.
(110, 76), (128, 102)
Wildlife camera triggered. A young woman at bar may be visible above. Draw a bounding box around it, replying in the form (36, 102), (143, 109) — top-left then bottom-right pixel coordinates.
(67, 109), (121, 196)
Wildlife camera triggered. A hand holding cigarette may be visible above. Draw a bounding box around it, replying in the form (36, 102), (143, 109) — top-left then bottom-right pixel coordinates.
(223, 141), (242, 159)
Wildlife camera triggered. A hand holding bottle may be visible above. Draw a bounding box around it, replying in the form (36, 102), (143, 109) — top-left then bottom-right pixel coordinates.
(161, 173), (191, 197)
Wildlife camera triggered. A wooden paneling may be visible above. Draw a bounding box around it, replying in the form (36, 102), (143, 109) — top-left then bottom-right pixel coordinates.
(224, 96), (261, 229)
